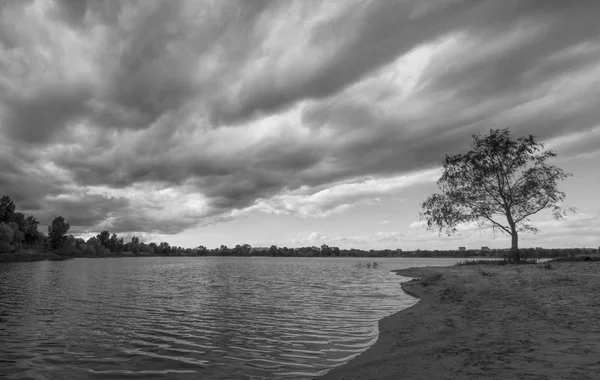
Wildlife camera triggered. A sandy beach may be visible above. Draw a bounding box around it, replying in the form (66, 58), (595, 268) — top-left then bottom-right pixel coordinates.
(318, 261), (600, 380)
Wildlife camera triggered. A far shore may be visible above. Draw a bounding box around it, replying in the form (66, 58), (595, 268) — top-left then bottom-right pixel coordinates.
(0, 252), (66, 263)
(0, 253), (498, 263)
(318, 261), (600, 380)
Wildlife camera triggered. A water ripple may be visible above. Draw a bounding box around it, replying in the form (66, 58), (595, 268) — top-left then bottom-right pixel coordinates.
(0, 257), (459, 379)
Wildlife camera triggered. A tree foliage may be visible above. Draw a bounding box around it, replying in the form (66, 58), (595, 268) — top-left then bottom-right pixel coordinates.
(97, 230), (110, 249)
(0, 196), (43, 252)
(23, 215), (41, 244)
(0, 223), (14, 253)
(420, 128), (573, 260)
(0, 195), (16, 223)
(48, 216), (71, 250)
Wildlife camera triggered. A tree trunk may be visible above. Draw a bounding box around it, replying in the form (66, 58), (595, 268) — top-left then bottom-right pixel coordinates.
(510, 229), (520, 263)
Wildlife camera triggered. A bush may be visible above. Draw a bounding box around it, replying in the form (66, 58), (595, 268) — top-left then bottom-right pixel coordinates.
(421, 273), (444, 286)
(476, 268), (498, 277)
(82, 245), (95, 256)
(19, 248), (38, 255)
(542, 262), (555, 270)
(94, 246), (110, 256)
(0, 222), (15, 253)
(60, 245), (80, 256)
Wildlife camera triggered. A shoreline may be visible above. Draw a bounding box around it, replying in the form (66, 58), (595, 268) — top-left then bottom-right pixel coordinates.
(317, 262), (600, 380)
(0, 252), (65, 263)
(0, 254), (495, 263)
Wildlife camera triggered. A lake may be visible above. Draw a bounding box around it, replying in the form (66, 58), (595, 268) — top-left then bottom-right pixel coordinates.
(0, 257), (462, 379)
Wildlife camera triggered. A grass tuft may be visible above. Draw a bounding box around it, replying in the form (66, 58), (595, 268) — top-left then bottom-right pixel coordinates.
(542, 261), (555, 270)
(455, 257), (539, 267)
(551, 256), (600, 263)
(421, 273), (444, 286)
(476, 268), (498, 277)
(455, 259), (504, 266)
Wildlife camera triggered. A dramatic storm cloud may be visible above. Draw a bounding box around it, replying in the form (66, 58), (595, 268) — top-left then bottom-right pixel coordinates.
(1, 0), (599, 249)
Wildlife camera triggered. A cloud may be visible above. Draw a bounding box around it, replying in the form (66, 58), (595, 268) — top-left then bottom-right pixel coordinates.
(294, 213), (600, 250)
(282, 230), (408, 250)
(544, 125), (600, 159)
(409, 221), (426, 229)
(1, 0), (599, 239)
(530, 212), (600, 240)
(51, 0), (89, 27)
(43, 192), (130, 233)
(246, 168), (438, 218)
(1, 84), (92, 144)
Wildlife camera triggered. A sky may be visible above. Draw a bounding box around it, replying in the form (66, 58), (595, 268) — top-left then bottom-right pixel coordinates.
(1, 0), (599, 251)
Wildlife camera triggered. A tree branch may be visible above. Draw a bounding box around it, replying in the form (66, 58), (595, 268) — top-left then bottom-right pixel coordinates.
(481, 213), (512, 235)
(514, 198), (551, 224)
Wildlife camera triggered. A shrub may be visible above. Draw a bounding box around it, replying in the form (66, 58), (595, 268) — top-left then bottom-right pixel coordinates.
(94, 246), (110, 256)
(476, 268), (498, 277)
(82, 245), (95, 256)
(0, 222), (14, 253)
(540, 261), (554, 270)
(421, 273), (444, 286)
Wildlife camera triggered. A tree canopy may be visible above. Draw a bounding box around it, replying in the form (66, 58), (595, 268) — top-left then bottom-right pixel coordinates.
(48, 216), (70, 250)
(0, 195), (44, 253)
(0, 195), (16, 223)
(420, 128), (573, 261)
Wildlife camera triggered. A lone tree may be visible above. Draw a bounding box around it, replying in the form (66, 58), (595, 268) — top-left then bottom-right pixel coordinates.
(420, 128), (573, 262)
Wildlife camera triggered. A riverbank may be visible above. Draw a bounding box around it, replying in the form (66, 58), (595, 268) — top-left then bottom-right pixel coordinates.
(0, 252), (65, 262)
(318, 261), (600, 380)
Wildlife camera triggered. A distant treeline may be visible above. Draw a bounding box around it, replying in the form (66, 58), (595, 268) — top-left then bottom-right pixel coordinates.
(155, 246), (599, 259)
(1, 194), (598, 259)
(0, 194), (189, 257)
(53, 245), (600, 259)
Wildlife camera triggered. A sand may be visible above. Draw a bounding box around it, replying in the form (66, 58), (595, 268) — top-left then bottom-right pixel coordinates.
(318, 262), (600, 380)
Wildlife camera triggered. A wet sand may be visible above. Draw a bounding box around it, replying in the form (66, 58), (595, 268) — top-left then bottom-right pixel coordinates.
(318, 262), (600, 380)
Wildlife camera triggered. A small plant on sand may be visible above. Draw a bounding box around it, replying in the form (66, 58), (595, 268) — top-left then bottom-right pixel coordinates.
(501, 257), (538, 265)
(455, 259), (504, 266)
(476, 268), (498, 277)
(542, 261), (555, 270)
(421, 273), (444, 286)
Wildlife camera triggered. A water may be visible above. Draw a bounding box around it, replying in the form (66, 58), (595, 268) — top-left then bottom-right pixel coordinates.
(0, 257), (460, 379)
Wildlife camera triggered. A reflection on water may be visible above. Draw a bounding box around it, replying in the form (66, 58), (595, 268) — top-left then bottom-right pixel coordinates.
(0, 257), (459, 379)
